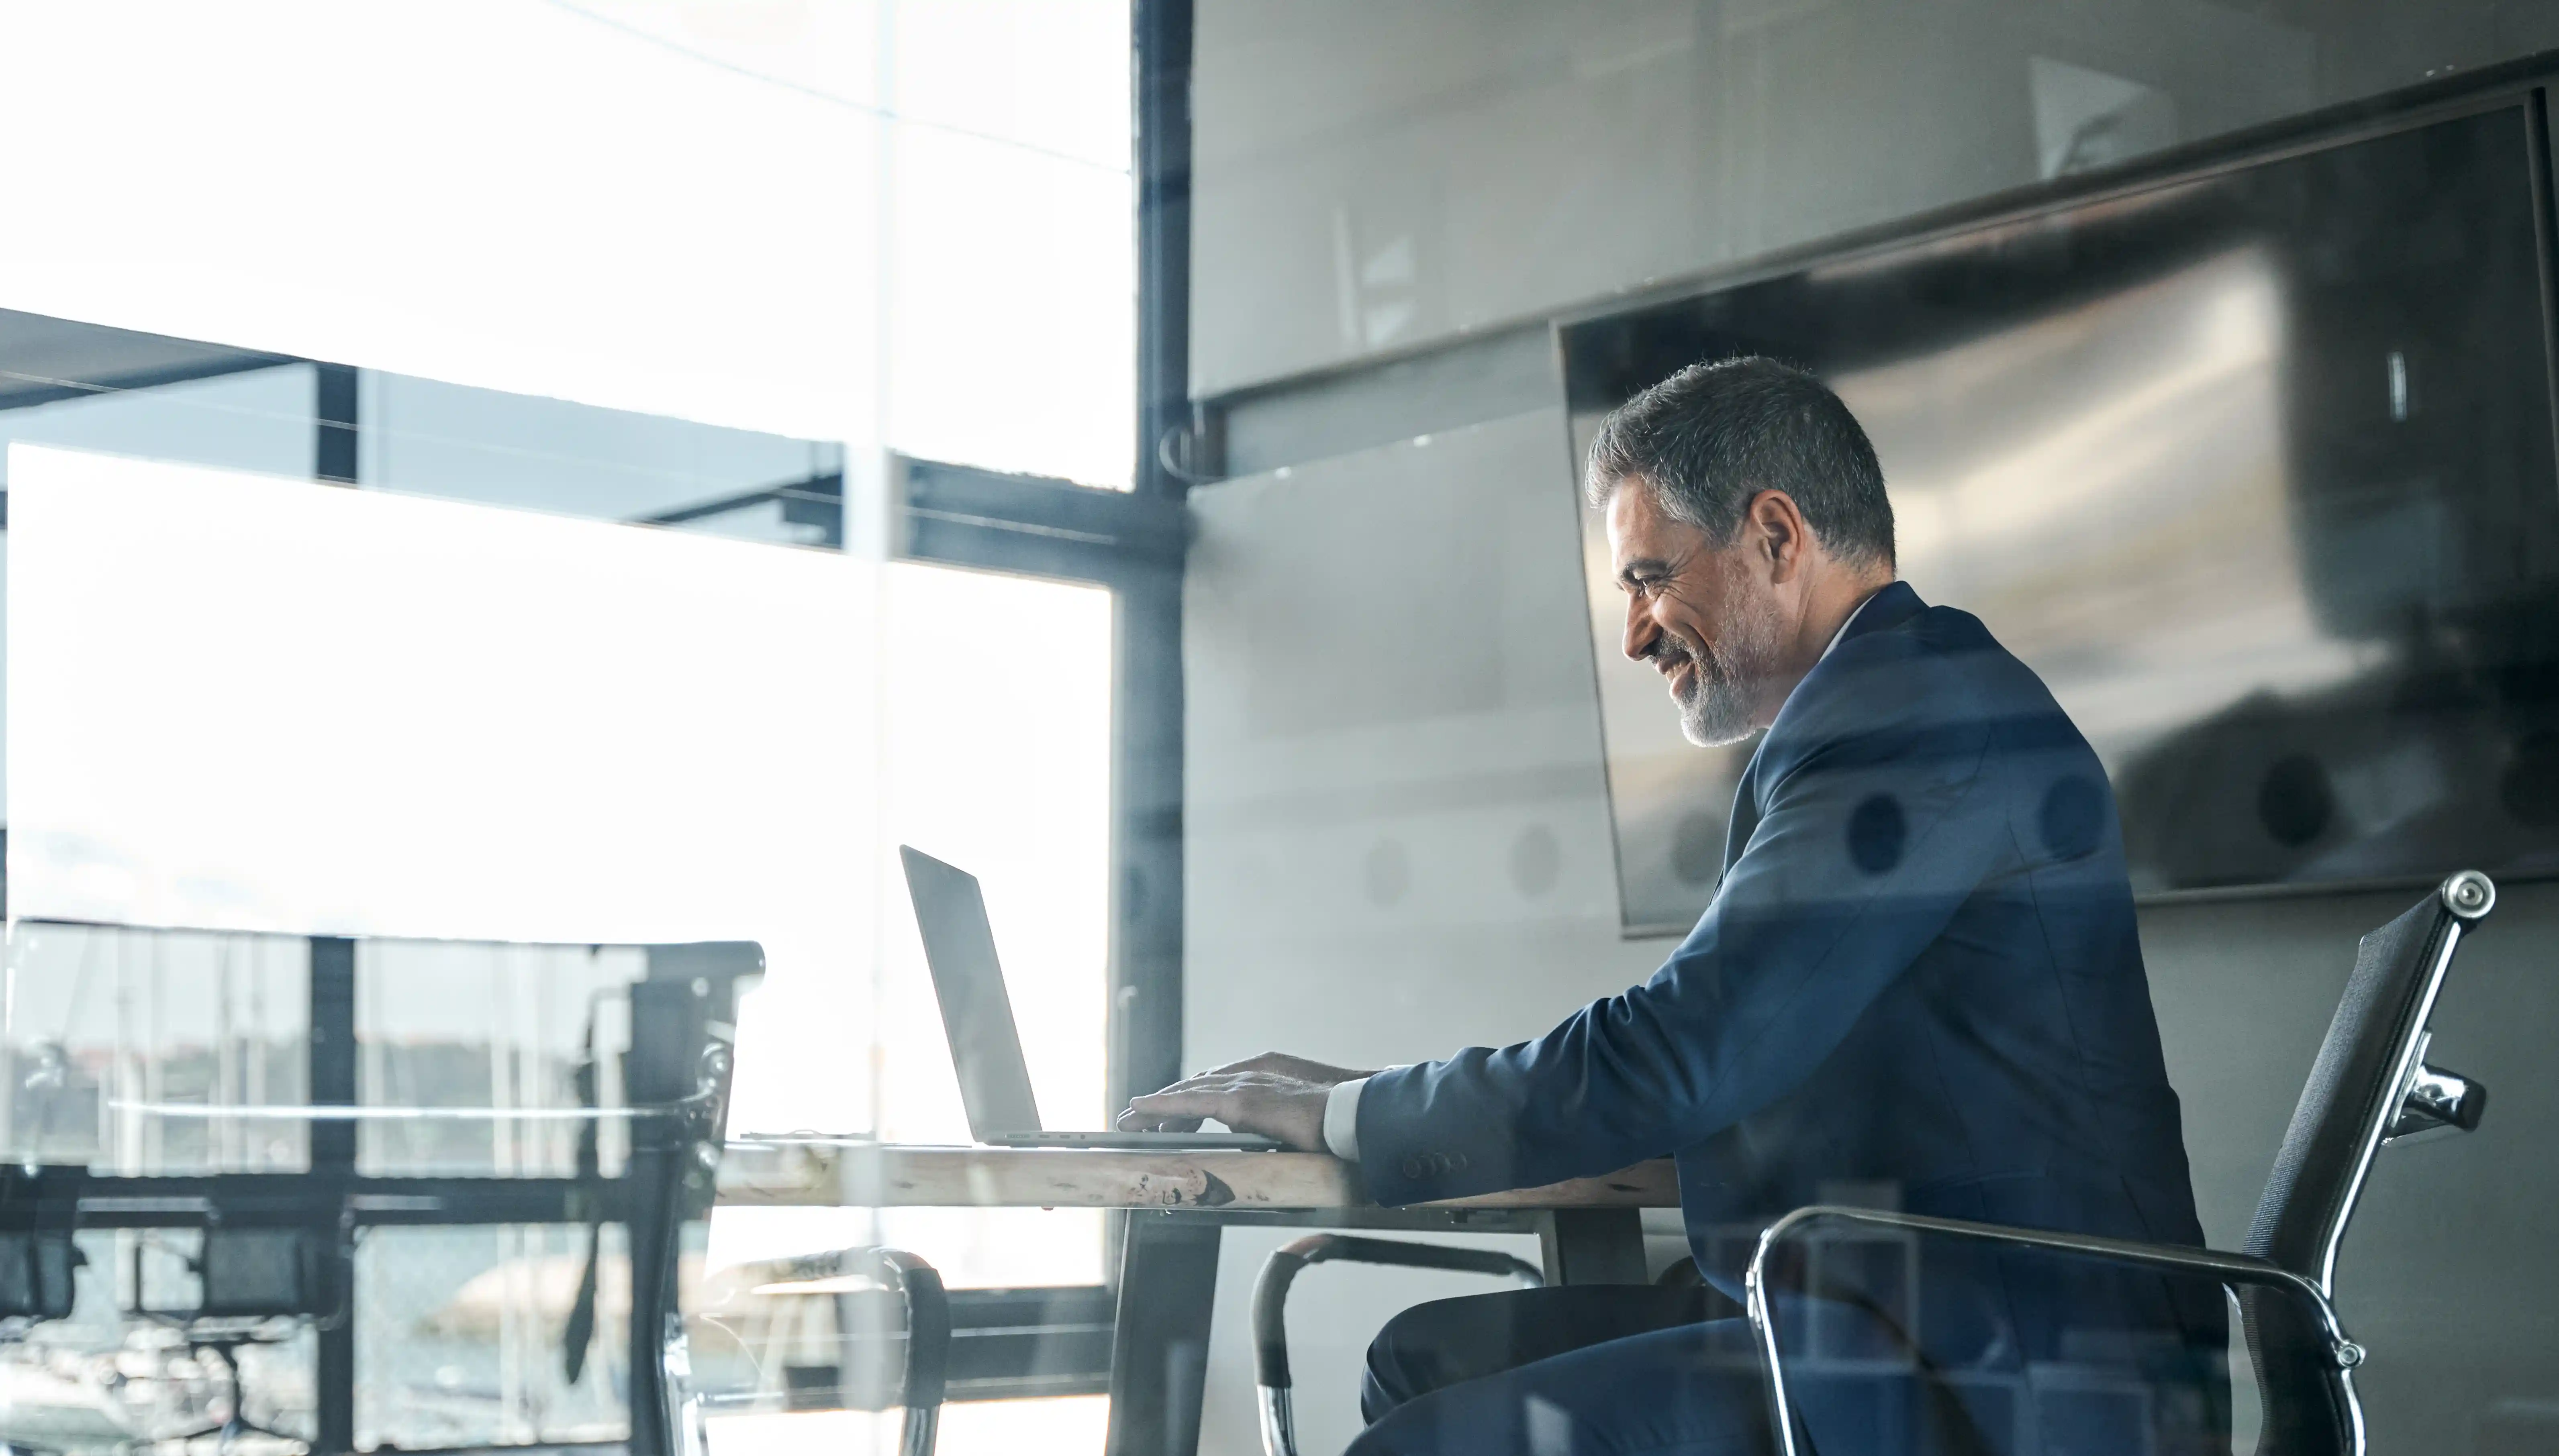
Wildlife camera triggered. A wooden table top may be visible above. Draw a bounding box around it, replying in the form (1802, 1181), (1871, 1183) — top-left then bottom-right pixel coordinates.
(716, 1141), (1680, 1212)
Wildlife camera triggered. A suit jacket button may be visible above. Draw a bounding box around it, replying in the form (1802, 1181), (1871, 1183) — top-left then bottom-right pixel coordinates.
(1448, 1152), (1469, 1173)
(1400, 1156), (1424, 1179)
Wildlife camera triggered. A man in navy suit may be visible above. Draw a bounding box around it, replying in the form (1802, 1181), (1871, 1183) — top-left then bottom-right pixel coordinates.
(1123, 358), (2225, 1454)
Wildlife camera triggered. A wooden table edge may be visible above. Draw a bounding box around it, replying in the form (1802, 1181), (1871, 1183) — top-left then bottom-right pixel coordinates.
(715, 1143), (1679, 1211)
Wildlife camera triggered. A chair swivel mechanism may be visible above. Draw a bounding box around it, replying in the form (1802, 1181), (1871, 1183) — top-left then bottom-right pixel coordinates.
(1744, 869), (2497, 1456)
(1252, 1233), (1544, 1456)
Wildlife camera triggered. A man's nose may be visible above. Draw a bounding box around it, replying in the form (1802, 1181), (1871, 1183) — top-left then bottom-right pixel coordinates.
(1622, 596), (1657, 663)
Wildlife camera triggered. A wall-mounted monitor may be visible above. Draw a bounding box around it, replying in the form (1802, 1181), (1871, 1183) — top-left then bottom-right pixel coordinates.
(1562, 100), (2559, 934)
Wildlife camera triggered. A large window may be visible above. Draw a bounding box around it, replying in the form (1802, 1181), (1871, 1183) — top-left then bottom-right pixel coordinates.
(0, 383), (1126, 1447)
(0, 4), (1142, 1451)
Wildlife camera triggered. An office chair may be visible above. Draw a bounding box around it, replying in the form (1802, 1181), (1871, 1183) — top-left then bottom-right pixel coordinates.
(697, 1244), (951, 1456)
(1252, 1234), (1543, 1456)
(1745, 869), (2496, 1456)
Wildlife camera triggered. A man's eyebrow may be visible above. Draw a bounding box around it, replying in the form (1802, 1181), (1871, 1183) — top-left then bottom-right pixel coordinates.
(1615, 557), (1672, 586)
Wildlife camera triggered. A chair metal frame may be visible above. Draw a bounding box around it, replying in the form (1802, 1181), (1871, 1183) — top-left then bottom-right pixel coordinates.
(862, 1246), (952, 1456)
(1743, 869), (2497, 1456)
(696, 1243), (951, 1456)
(1252, 1233), (1543, 1456)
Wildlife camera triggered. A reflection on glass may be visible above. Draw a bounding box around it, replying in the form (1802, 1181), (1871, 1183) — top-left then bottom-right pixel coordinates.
(0, 1229), (317, 1450)
(0, 926), (310, 1174)
(354, 1223), (633, 1450)
(1568, 102), (2559, 928)
(356, 943), (647, 1179)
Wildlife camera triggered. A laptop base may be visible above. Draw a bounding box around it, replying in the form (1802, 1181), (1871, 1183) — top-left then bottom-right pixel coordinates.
(990, 1131), (1283, 1151)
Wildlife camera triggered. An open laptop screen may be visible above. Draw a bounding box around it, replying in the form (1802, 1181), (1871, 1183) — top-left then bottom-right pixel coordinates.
(900, 846), (1045, 1141)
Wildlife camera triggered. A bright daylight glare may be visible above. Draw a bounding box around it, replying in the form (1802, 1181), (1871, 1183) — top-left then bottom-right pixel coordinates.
(0, 1), (1133, 1452)
(0, 0), (1136, 485)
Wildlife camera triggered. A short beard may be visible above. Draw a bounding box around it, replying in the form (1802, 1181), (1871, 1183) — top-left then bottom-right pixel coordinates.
(1654, 576), (1785, 748)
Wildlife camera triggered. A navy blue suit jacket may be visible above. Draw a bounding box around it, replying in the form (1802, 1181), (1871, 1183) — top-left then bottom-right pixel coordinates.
(1356, 583), (2222, 1423)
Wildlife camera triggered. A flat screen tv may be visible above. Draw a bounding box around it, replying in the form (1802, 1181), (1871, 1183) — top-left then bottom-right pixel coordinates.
(1561, 101), (2559, 933)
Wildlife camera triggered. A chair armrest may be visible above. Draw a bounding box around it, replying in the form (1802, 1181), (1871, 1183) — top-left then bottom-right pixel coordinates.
(1248, 1234), (1542, 1456)
(846, 1247), (950, 1415)
(1741, 1205), (2356, 1456)
(1251, 1234), (1541, 1391)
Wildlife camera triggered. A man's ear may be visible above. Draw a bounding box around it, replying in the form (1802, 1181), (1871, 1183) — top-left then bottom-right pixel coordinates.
(1749, 490), (1810, 583)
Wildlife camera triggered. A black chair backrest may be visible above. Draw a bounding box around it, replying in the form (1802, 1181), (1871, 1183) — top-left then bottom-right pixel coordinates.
(2239, 871), (2490, 1454)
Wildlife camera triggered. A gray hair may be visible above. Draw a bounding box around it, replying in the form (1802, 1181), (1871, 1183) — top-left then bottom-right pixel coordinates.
(1584, 356), (1895, 568)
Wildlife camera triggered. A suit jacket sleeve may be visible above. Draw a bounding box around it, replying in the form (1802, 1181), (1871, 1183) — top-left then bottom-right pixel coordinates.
(1355, 669), (2007, 1204)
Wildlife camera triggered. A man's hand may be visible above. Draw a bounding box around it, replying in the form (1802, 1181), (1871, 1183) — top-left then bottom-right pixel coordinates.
(1116, 1052), (1379, 1153)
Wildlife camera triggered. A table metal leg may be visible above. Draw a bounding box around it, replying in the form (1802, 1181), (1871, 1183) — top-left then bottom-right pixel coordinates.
(1105, 1213), (1222, 1456)
(1540, 1207), (1648, 1285)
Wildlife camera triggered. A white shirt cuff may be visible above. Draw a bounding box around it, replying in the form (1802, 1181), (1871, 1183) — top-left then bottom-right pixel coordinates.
(1323, 1077), (1368, 1161)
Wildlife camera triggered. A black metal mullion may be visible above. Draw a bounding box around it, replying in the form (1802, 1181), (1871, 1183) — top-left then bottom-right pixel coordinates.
(1115, 0), (1195, 1189)
(307, 936), (358, 1453)
(315, 363), (357, 485)
(1135, 0), (1195, 508)
(1109, 565), (1185, 1113)
(308, 362), (359, 1449)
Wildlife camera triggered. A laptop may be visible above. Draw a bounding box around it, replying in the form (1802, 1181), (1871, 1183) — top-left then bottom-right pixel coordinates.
(900, 845), (1281, 1151)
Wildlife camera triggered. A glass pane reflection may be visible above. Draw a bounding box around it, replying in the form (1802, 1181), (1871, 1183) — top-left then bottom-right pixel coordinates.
(1569, 102), (2559, 926)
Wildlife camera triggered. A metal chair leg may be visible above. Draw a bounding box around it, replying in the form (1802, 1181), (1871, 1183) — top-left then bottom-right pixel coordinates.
(1250, 1234), (1542, 1456)
(899, 1403), (941, 1456)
